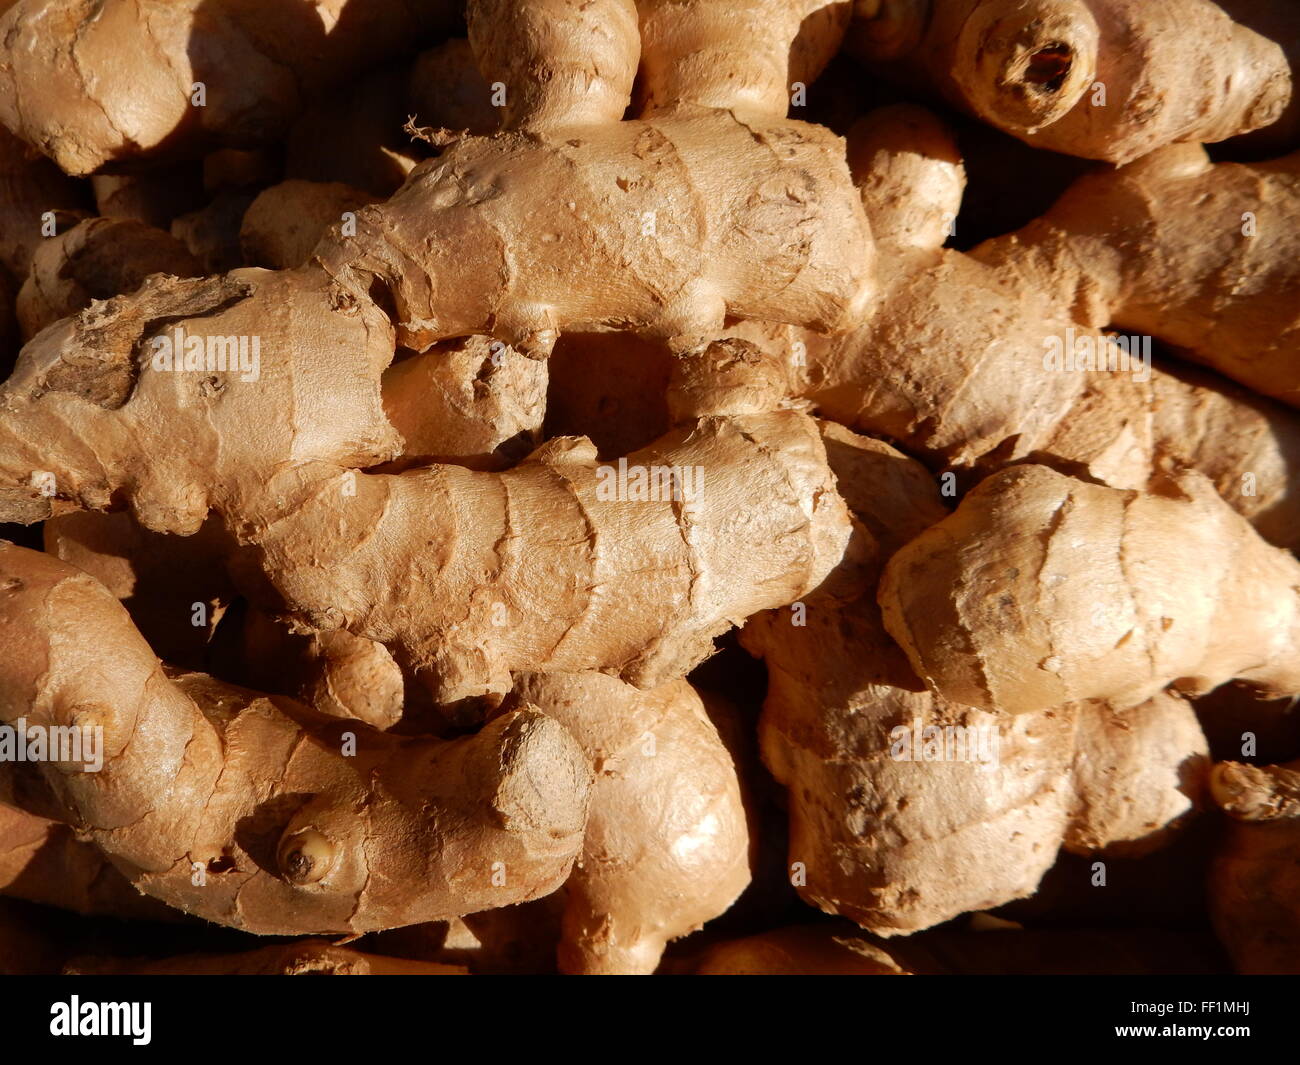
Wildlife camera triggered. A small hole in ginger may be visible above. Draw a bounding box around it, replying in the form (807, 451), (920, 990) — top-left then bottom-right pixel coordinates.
(1024, 45), (1073, 93)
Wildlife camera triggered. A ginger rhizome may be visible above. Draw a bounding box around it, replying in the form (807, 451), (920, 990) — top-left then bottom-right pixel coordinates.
(514, 672), (750, 975)
(0, 0), (461, 175)
(742, 107), (1300, 548)
(847, 0), (1292, 163)
(0, 0), (1296, 978)
(0, 543), (593, 934)
(743, 423), (1209, 935)
(879, 465), (1300, 716)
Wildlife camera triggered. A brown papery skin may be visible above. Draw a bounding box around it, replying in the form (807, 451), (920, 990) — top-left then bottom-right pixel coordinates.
(848, 0), (1290, 163)
(879, 465), (1300, 717)
(315, 109), (875, 355)
(743, 423), (1207, 935)
(249, 409), (853, 703)
(17, 217), (201, 341)
(1210, 759), (1300, 974)
(636, 0), (851, 119)
(515, 672), (750, 975)
(0, 543), (593, 935)
(0, 0), (461, 175)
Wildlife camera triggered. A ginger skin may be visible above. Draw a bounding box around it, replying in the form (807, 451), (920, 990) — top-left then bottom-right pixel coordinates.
(248, 405), (852, 703)
(744, 423), (1208, 936)
(0, 0), (460, 175)
(740, 109), (1300, 549)
(515, 672), (750, 975)
(848, 0), (1291, 163)
(0, 543), (593, 935)
(879, 465), (1300, 717)
(17, 218), (202, 341)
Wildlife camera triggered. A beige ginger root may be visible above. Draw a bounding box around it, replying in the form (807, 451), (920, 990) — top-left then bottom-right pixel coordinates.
(247, 400), (853, 703)
(380, 336), (547, 472)
(0, 543), (593, 935)
(974, 143), (1300, 409)
(239, 181), (378, 271)
(0, 0), (459, 175)
(314, 105), (875, 356)
(744, 422), (1207, 935)
(744, 107), (1300, 549)
(0, 269), (402, 530)
(514, 672), (750, 975)
(635, 0), (851, 119)
(879, 464), (1300, 717)
(17, 217), (201, 341)
(847, 0), (1291, 163)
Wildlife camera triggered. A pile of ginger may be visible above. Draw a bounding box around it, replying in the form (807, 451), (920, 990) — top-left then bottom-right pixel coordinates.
(0, 0), (1299, 977)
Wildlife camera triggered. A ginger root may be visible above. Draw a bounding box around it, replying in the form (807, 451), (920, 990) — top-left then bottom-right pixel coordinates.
(0, 0), (460, 174)
(0, 543), (593, 935)
(17, 217), (201, 341)
(744, 423), (1208, 935)
(514, 672), (750, 975)
(848, 0), (1292, 163)
(879, 465), (1300, 716)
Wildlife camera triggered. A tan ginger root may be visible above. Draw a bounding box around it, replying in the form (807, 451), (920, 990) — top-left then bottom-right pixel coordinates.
(634, 0), (851, 119)
(314, 103), (875, 355)
(743, 422), (1208, 935)
(974, 143), (1300, 409)
(17, 217), (201, 341)
(381, 336), (548, 472)
(0, 0), (459, 175)
(0, 265), (852, 697)
(743, 107), (1300, 549)
(239, 608), (407, 733)
(248, 397), (853, 703)
(513, 672), (750, 975)
(0, 543), (593, 935)
(239, 181), (379, 270)
(880, 464), (1300, 718)
(0, 268), (402, 530)
(308, 0), (875, 357)
(468, 0), (642, 133)
(847, 0), (1291, 163)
